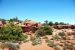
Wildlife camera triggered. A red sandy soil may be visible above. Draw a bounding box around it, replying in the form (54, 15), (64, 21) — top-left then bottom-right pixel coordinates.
(20, 40), (54, 50)
(20, 29), (75, 50)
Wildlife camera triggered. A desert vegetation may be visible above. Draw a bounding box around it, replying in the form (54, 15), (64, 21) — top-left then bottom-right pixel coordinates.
(43, 20), (68, 26)
(35, 25), (53, 37)
(0, 23), (28, 42)
(0, 42), (20, 50)
(0, 18), (75, 50)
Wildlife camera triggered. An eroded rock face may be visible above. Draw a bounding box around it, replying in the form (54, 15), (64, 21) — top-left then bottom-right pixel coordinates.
(53, 25), (75, 29)
(70, 25), (75, 29)
(22, 26), (38, 33)
(21, 20), (40, 34)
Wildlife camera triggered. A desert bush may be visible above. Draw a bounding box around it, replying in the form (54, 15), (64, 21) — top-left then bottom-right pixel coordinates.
(0, 23), (28, 42)
(35, 28), (46, 37)
(0, 42), (20, 50)
(43, 25), (53, 35)
(8, 17), (21, 22)
(23, 39), (29, 43)
(46, 39), (60, 50)
(52, 34), (60, 41)
(59, 22), (65, 25)
(31, 37), (42, 45)
(49, 21), (53, 26)
(58, 32), (65, 37)
(54, 22), (59, 25)
(58, 32), (65, 40)
(35, 25), (53, 37)
(46, 40), (54, 47)
(63, 43), (73, 50)
(30, 35), (36, 41)
(53, 45), (60, 50)
(54, 22), (66, 25)
(58, 32), (68, 40)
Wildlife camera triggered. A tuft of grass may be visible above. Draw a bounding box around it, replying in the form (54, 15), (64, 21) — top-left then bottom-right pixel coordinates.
(46, 39), (54, 47)
(53, 45), (60, 50)
(31, 37), (42, 46)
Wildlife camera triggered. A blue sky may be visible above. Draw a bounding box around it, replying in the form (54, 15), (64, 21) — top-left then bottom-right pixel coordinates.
(0, 0), (75, 24)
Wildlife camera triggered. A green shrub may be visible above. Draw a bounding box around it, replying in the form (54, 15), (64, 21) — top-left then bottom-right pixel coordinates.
(35, 25), (53, 37)
(52, 34), (60, 40)
(35, 28), (46, 37)
(31, 37), (42, 46)
(46, 40), (54, 47)
(0, 23), (28, 42)
(58, 32), (65, 37)
(59, 22), (65, 25)
(63, 43), (73, 50)
(53, 45), (60, 50)
(46, 29), (53, 35)
(46, 39), (60, 50)
(8, 17), (20, 22)
(43, 26), (53, 35)
(54, 22), (59, 25)
(49, 21), (53, 26)
(30, 35), (36, 41)
(0, 42), (20, 50)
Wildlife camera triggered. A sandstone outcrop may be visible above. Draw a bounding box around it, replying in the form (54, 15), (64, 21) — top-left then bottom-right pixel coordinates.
(53, 25), (75, 29)
(21, 20), (41, 35)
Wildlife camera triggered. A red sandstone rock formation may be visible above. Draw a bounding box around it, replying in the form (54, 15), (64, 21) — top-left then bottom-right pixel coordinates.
(53, 25), (75, 29)
(21, 20), (41, 35)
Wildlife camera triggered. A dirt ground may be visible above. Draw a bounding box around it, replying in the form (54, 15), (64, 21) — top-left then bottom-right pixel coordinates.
(20, 29), (75, 50)
(20, 41), (54, 50)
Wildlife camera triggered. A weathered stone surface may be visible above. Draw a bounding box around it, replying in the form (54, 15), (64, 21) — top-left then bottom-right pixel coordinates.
(53, 25), (75, 29)
(21, 20), (40, 35)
